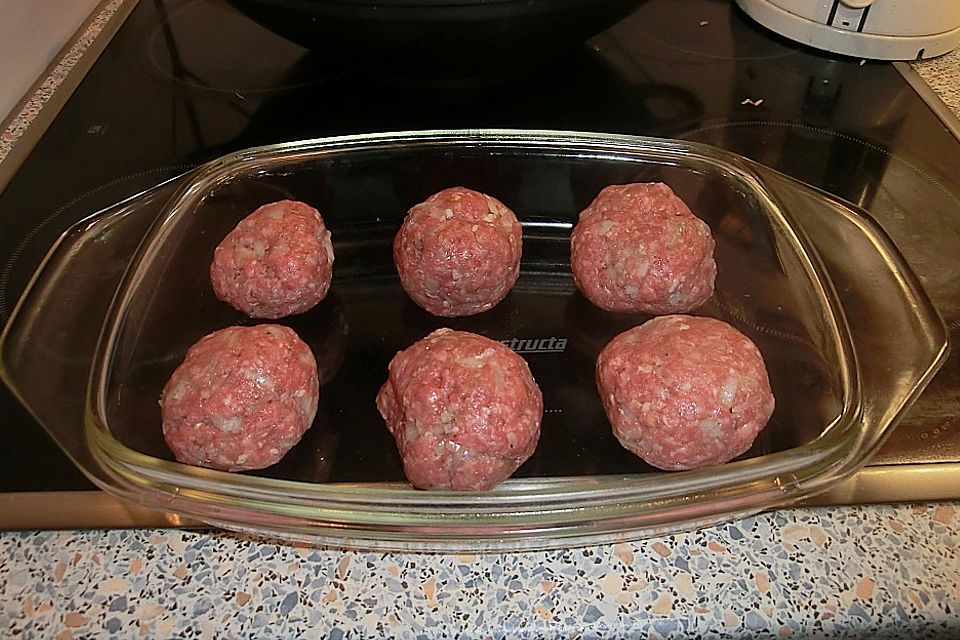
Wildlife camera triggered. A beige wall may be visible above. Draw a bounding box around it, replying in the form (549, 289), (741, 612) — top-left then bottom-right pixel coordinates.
(0, 0), (103, 123)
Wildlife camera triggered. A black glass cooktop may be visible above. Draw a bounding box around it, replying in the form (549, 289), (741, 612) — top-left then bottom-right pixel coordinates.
(1, 0), (959, 493)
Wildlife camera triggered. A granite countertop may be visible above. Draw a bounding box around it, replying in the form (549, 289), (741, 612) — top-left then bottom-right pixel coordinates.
(1, 504), (958, 638)
(914, 48), (960, 116)
(2, 6), (960, 639)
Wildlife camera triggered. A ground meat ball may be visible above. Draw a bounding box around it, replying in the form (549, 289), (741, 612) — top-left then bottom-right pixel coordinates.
(596, 315), (774, 470)
(160, 325), (319, 471)
(211, 200), (334, 319)
(376, 328), (543, 490)
(394, 187), (522, 317)
(570, 182), (716, 314)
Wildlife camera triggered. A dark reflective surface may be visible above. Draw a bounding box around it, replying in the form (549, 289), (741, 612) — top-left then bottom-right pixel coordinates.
(1, 0), (958, 491)
(99, 147), (840, 482)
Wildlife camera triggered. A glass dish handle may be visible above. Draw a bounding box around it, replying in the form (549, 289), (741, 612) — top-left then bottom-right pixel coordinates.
(751, 161), (948, 493)
(0, 176), (189, 488)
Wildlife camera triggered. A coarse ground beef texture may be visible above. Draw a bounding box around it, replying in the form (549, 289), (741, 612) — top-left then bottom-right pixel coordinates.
(393, 187), (522, 317)
(596, 315), (775, 470)
(570, 182), (716, 314)
(160, 324), (319, 472)
(376, 328), (543, 490)
(211, 200), (334, 319)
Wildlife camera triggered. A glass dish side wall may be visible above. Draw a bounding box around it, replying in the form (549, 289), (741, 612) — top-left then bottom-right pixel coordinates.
(84, 131), (866, 549)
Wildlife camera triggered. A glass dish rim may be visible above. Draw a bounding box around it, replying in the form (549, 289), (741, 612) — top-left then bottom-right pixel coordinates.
(84, 129), (863, 531)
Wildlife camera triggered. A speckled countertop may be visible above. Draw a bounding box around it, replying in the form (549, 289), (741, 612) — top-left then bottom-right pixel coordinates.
(0, 504), (960, 640)
(2, 505), (959, 638)
(913, 48), (960, 116)
(3, 5), (960, 639)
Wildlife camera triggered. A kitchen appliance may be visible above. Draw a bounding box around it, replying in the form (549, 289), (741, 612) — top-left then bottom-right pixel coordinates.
(1, 0), (959, 529)
(737, 0), (960, 60)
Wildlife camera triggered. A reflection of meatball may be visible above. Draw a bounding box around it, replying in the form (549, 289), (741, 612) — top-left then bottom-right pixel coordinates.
(211, 200), (334, 319)
(160, 325), (319, 471)
(571, 183), (715, 314)
(376, 328), (542, 490)
(596, 315), (774, 470)
(393, 187), (522, 317)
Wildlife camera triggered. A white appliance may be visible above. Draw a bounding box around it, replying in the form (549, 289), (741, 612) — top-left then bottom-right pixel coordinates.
(736, 0), (960, 60)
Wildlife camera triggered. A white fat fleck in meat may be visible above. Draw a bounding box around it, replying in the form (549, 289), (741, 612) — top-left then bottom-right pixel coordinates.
(460, 348), (496, 368)
(323, 230), (334, 260)
(241, 367), (275, 391)
(295, 393), (315, 421)
(251, 239), (268, 258)
(597, 219), (617, 236)
(719, 375), (739, 406)
(402, 421), (420, 445)
(165, 380), (190, 404)
(211, 415), (242, 433)
(698, 417), (721, 439)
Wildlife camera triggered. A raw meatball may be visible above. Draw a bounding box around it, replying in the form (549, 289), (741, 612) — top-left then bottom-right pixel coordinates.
(394, 187), (522, 317)
(376, 328), (543, 490)
(596, 315), (774, 470)
(570, 182), (716, 314)
(160, 324), (319, 471)
(211, 200), (334, 319)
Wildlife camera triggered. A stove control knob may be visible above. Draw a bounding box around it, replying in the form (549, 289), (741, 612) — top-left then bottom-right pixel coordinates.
(840, 0), (873, 8)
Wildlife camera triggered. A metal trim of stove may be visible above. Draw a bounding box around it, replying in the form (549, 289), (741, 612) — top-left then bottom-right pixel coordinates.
(2, 462), (959, 531)
(0, 492), (198, 530)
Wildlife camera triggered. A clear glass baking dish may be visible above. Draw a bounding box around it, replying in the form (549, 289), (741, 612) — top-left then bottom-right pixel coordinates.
(0, 130), (947, 551)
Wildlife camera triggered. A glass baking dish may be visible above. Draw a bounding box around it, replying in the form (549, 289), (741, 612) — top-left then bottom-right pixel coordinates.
(0, 130), (947, 551)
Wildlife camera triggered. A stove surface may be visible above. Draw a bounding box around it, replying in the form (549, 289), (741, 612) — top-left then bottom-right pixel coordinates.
(1, 0), (958, 498)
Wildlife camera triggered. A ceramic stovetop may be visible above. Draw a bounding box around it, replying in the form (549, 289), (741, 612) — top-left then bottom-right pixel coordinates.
(0, 0), (958, 524)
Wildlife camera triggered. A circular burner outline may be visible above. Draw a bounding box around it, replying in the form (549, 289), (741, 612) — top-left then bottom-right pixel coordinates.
(627, 0), (800, 61)
(680, 118), (960, 331)
(144, 0), (347, 95)
(679, 119), (960, 211)
(0, 164), (196, 322)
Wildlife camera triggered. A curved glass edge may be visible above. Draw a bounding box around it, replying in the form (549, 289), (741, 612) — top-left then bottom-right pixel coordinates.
(0, 176), (191, 491)
(86, 130), (858, 522)
(88, 131), (857, 486)
(77, 129), (945, 550)
(751, 165), (950, 491)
